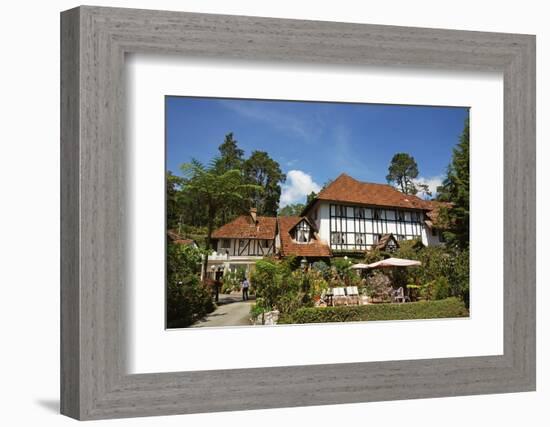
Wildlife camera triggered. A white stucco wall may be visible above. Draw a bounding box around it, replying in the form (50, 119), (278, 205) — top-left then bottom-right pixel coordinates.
(311, 201), (440, 250)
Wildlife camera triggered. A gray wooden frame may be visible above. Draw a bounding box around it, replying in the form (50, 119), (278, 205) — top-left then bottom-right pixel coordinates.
(60, 5), (536, 420)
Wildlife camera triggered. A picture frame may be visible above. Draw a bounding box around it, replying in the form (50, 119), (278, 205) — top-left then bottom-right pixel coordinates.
(60, 5), (535, 420)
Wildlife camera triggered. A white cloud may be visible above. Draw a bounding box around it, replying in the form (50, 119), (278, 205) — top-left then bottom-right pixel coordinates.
(280, 170), (321, 207)
(414, 175), (444, 199)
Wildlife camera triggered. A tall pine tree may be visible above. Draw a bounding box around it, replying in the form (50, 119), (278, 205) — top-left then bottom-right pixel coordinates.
(214, 133), (247, 224)
(215, 132), (244, 173)
(244, 150), (286, 216)
(437, 119), (470, 249)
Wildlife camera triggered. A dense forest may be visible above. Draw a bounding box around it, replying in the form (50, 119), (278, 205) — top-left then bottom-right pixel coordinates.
(167, 133), (286, 276)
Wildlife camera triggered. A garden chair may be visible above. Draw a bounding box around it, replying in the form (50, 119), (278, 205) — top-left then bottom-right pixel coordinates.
(392, 287), (410, 303)
(333, 287), (348, 306)
(346, 286), (360, 305)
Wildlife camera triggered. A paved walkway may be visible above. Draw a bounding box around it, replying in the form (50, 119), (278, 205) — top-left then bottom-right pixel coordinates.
(191, 293), (254, 328)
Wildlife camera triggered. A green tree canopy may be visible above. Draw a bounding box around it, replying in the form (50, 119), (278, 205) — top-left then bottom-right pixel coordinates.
(214, 132), (244, 173)
(166, 171), (184, 230)
(306, 179), (332, 204)
(180, 159), (262, 277)
(278, 203), (305, 216)
(386, 153), (426, 195)
(306, 191), (317, 204)
(243, 150), (286, 216)
(437, 119), (470, 249)
(214, 133), (247, 223)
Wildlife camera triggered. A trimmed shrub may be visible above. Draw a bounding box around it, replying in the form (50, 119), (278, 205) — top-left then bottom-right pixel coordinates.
(278, 297), (469, 324)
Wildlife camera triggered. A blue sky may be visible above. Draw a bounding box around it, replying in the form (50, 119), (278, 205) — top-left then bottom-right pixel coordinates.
(166, 96), (468, 207)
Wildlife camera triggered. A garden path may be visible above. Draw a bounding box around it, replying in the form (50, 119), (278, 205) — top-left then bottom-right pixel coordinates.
(191, 293), (254, 328)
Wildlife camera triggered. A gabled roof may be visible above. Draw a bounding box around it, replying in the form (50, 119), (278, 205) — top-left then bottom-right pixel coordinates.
(167, 230), (197, 246)
(278, 216), (332, 258)
(211, 215), (277, 240)
(303, 173), (433, 214)
(373, 233), (399, 251)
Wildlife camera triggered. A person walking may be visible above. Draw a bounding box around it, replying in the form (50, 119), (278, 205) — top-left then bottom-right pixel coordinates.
(241, 277), (250, 301)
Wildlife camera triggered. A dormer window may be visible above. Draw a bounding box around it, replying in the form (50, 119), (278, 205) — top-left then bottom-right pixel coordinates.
(386, 239), (397, 252)
(295, 220), (310, 243)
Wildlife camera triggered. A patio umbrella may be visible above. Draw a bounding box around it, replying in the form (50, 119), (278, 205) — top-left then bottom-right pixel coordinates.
(350, 263), (370, 270)
(365, 257), (421, 269)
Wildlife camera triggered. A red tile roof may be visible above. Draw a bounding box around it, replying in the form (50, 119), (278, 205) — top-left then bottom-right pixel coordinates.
(307, 173), (433, 212)
(373, 233), (399, 250)
(424, 201), (452, 228)
(278, 216), (332, 258)
(167, 230), (196, 246)
(211, 215), (277, 239)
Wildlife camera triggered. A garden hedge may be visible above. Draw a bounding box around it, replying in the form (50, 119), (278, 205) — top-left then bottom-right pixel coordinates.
(278, 297), (469, 324)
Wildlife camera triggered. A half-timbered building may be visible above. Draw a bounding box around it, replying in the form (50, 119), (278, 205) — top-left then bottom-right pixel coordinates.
(206, 208), (277, 277)
(301, 173), (446, 252)
(203, 173), (447, 276)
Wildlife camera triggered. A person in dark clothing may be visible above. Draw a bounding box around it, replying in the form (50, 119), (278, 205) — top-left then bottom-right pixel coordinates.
(241, 277), (250, 301)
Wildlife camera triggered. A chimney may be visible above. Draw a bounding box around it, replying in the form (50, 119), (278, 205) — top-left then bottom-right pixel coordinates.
(250, 207), (257, 223)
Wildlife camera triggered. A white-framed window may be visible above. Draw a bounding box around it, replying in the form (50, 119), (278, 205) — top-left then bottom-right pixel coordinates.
(373, 209), (381, 220)
(396, 210), (405, 221)
(355, 233), (365, 245)
(296, 221), (310, 243)
(354, 207), (365, 219)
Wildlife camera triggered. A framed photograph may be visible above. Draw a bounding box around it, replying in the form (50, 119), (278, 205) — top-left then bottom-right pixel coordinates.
(164, 96), (472, 330)
(61, 6), (535, 420)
